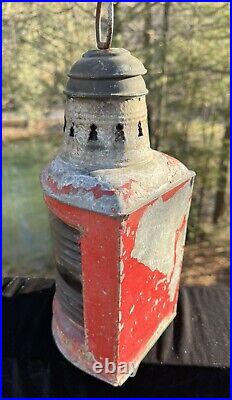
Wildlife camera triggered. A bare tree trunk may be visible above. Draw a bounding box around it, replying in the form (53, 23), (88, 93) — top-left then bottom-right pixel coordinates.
(154, 2), (170, 150)
(213, 105), (230, 224)
(181, 78), (199, 155)
(143, 3), (154, 145)
(112, 2), (122, 48)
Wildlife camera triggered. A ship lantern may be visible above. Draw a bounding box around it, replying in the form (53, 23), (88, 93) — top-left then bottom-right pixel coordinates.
(41, 2), (195, 386)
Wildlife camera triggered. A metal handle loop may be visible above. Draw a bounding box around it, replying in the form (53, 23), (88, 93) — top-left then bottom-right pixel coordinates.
(96, 2), (114, 50)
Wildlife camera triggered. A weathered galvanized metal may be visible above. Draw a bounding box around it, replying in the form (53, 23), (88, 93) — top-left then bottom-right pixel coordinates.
(96, 2), (114, 50)
(40, 2), (195, 386)
(65, 48), (148, 98)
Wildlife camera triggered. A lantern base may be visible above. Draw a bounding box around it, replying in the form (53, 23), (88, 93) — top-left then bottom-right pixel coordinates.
(52, 296), (176, 386)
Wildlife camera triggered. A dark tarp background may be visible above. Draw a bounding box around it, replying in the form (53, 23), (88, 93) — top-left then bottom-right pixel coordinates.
(2, 278), (229, 398)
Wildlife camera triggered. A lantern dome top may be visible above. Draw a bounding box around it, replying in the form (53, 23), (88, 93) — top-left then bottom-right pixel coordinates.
(67, 48), (146, 79)
(64, 48), (148, 99)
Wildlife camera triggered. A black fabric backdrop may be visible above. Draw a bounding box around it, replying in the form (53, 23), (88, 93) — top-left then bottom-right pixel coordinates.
(2, 277), (229, 398)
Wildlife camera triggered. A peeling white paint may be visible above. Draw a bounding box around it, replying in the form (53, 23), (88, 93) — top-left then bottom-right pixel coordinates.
(131, 184), (191, 277)
(129, 305), (135, 314)
(155, 277), (167, 291)
(119, 323), (124, 332)
(119, 259), (125, 274)
(168, 222), (187, 302)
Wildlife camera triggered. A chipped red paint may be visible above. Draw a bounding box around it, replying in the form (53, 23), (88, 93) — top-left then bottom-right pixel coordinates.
(52, 298), (120, 386)
(46, 177), (77, 195)
(118, 179), (136, 201)
(45, 195), (120, 362)
(166, 214), (188, 308)
(119, 206), (171, 363)
(46, 177), (115, 199)
(44, 177), (192, 384)
(118, 185), (190, 364)
(162, 180), (188, 202)
(89, 184), (115, 199)
(173, 215), (187, 268)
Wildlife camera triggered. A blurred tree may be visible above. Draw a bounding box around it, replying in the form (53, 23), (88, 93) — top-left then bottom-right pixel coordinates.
(213, 101), (230, 224)
(3, 2), (95, 117)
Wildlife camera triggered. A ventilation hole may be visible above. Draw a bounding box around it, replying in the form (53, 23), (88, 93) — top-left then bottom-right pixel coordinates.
(115, 123), (125, 142)
(88, 124), (98, 141)
(139, 97), (141, 101)
(63, 115), (66, 133)
(69, 123), (75, 137)
(138, 121), (143, 137)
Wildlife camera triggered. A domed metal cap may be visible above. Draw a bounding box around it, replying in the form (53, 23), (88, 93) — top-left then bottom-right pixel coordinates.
(64, 48), (148, 99)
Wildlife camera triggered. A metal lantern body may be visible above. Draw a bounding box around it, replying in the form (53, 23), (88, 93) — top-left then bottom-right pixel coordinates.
(41, 48), (195, 386)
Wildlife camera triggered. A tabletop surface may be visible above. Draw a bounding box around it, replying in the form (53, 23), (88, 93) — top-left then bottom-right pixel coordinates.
(2, 277), (229, 397)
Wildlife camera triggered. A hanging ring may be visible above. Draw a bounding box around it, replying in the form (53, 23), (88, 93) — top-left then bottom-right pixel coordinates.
(96, 2), (114, 50)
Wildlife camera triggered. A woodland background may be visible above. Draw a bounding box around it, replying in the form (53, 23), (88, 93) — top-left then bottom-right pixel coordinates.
(3, 2), (230, 286)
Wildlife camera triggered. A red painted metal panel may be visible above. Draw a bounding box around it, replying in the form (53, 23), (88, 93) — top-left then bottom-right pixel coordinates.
(118, 181), (190, 363)
(44, 177), (192, 384)
(45, 195), (121, 362)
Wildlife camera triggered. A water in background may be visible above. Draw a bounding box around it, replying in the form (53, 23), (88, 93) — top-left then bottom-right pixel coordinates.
(3, 135), (60, 276)
(3, 132), (229, 286)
